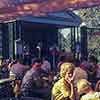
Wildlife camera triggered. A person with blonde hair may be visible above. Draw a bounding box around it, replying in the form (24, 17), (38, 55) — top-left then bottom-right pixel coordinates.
(77, 79), (100, 100)
(51, 62), (76, 100)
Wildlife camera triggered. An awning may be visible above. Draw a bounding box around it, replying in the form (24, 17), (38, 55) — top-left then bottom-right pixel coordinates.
(17, 10), (82, 27)
(0, 0), (100, 21)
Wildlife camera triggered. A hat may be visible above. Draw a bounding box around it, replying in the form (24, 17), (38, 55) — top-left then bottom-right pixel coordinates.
(77, 79), (91, 94)
(60, 62), (75, 78)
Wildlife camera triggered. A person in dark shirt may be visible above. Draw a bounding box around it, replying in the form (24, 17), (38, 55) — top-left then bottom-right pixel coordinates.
(21, 58), (43, 97)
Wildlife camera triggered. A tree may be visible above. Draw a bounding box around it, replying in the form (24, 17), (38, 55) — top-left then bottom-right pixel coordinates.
(77, 6), (100, 28)
(77, 7), (100, 62)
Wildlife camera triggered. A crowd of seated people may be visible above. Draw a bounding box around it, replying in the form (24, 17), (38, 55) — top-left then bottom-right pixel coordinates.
(0, 55), (53, 99)
(51, 52), (100, 100)
(0, 52), (100, 100)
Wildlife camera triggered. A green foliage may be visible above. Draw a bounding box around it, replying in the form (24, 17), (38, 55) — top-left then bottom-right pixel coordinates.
(77, 7), (100, 62)
(78, 6), (100, 28)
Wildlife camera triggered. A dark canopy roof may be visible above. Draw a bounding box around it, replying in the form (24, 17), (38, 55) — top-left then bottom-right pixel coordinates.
(17, 10), (81, 27)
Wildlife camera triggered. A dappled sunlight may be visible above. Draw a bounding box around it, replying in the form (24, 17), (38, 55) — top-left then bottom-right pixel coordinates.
(0, 0), (100, 21)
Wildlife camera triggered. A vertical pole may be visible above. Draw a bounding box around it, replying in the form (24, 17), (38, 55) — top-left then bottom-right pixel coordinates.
(73, 27), (76, 58)
(13, 21), (17, 59)
(76, 27), (80, 59)
(71, 27), (76, 58)
(38, 48), (41, 58)
(16, 21), (23, 59)
(80, 26), (88, 59)
(77, 27), (79, 42)
(2, 23), (9, 58)
(71, 27), (73, 52)
(8, 22), (14, 59)
(0, 24), (3, 57)
(58, 30), (61, 50)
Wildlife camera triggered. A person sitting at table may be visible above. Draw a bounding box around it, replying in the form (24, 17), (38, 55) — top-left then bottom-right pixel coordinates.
(51, 62), (76, 100)
(21, 58), (43, 96)
(41, 57), (51, 74)
(10, 55), (30, 80)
